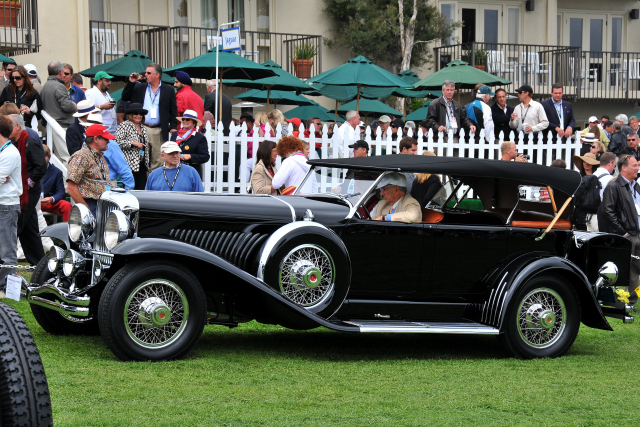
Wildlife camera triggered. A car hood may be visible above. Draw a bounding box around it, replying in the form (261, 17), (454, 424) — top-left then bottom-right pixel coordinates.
(131, 191), (351, 224)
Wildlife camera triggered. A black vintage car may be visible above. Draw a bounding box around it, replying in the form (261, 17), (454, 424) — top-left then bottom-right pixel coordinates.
(23, 155), (634, 361)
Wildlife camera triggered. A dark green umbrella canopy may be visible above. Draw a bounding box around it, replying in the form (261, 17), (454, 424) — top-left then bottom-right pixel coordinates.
(309, 83), (439, 102)
(79, 50), (174, 84)
(405, 102), (432, 121)
(284, 105), (344, 122)
(223, 60), (313, 92)
(397, 69), (422, 85)
(307, 56), (410, 88)
(0, 54), (15, 64)
(331, 99), (402, 117)
(164, 47), (276, 80)
(236, 89), (316, 107)
(413, 60), (511, 90)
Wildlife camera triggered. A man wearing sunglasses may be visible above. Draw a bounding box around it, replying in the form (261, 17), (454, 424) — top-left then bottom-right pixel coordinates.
(599, 155), (640, 309)
(621, 132), (640, 162)
(0, 61), (16, 91)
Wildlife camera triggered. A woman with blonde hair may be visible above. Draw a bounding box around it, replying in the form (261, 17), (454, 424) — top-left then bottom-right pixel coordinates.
(255, 112), (269, 137)
(267, 109), (289, 137)
(272, 136), (316, 194)
(410, 151), (443, 207)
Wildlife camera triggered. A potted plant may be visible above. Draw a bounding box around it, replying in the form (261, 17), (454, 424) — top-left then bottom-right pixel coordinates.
(0, 0), (21, 28)
(292, 42), (317, 79)
(461, 47), (488, 71)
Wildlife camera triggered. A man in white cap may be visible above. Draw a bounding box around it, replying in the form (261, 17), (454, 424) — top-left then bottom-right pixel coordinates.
(145, 141), (203, 192)
(85, 71), (117, 134)
(24, 64), (42, 93)
(372, 172), (421, 223)
(376, 115), (392, 141)
(66, 100), (100, 156)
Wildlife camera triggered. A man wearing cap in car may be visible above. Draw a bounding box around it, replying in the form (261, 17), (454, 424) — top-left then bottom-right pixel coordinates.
(85, 71), (117, 134)
(66, 124), (115, 217)
(372, 173), (421, 223)
(66, 99), (100, 156)
(145, 141), (204, 192)
(509, 84), (549, 141)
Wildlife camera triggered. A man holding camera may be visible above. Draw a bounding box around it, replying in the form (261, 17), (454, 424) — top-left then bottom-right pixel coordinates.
(85, 71), (117, 135)
(500, 141), (528, 162)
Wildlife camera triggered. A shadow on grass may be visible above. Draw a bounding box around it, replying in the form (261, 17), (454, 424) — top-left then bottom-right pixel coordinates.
(193, 326), (509, 361)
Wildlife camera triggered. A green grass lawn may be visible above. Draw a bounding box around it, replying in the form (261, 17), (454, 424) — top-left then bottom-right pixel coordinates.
(4, 271), (640, 426)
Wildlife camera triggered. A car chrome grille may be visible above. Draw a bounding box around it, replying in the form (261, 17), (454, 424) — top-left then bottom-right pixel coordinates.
(169, 228), (267, 271)
(93, 198), (120, 269)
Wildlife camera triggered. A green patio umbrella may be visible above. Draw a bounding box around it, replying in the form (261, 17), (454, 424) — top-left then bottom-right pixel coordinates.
(306, 56), (411, 111)
(284, 105), (343, 122)
(405, 101), (432, 121)
(397, 69), (422, 85)
(224, 60), (314, 113)
(79, 50), (174, 84)
(413, 60), (511, 102)
(236, 89), (316, 108)
(331, 99), (402, 118)
(0, 54), (15, 64)
(164, 47), (275, 80)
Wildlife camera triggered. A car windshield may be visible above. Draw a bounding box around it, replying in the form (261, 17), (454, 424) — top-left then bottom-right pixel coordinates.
(296, 166), (382, 206)
(428, 177), (485, 211)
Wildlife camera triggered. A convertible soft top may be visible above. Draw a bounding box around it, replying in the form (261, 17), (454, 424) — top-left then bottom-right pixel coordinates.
(308, 155), (582, 196)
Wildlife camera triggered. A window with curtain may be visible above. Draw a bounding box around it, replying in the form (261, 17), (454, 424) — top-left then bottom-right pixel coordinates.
(201, 0), (218, 29)
(228, 0), (245, 31)
(89, 0), (105, 21)
(441, 4), (454, 46)
(174, 0), (188, 27)
(257, 0), (270, 36)
(508, 8), (519, 44)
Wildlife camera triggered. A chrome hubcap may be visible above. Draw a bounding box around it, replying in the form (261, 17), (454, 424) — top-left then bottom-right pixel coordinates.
(124, 279), (189, 348)
(279, 244), (334, 308)
(517, 288), (566, 348)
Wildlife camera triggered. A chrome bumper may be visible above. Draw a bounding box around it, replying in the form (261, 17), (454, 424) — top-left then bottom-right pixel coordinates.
(21, 277), (91, 317)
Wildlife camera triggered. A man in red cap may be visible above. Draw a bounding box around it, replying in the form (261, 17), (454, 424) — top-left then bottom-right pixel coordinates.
(66, 124), (115, 217)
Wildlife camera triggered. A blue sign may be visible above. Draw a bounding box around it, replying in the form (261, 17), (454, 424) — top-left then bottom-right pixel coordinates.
(221, 27), (241, 51)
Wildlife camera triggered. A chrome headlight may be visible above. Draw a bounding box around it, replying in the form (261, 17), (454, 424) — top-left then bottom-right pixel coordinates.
(104, 210), (130, 250)
(598, 262), (618, 286)
(62, 249), (85, 277)
(68, 204), (95, 243)
(47, 246), (65, 274)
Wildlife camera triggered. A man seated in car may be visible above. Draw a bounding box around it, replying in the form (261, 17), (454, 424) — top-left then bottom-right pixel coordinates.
(372, 173), (421, 223)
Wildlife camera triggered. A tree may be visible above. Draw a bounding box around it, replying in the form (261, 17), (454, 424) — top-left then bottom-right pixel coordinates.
(324, 0), (458, 113)
(323, 0), (457, 74)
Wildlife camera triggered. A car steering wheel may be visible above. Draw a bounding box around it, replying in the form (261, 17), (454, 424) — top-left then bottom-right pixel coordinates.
(354, 204), (371, 220)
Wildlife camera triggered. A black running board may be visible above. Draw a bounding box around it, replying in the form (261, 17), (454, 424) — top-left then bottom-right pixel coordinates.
(339, 320), (499, 334)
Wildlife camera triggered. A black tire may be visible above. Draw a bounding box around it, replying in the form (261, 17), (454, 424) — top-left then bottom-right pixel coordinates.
(499, 276), (581, 359)
(262, 231), (350, 320)
(0, 302), (53, 427)
(29, 255), (100, 336)
(98, 260), (206, 361)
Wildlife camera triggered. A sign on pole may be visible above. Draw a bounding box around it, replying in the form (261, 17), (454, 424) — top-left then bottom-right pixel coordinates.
(221, 27), (241, 51)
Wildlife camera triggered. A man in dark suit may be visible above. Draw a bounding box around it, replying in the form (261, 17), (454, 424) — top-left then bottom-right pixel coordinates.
(204, 79), (232, 136)
(490, 88), (514, 141)
(123, 63), (178, 171)
(40, 145), (72, 222)
(540, 83), (575, 143)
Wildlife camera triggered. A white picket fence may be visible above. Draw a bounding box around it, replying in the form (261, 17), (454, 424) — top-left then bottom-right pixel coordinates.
(202, 121), (583, 193)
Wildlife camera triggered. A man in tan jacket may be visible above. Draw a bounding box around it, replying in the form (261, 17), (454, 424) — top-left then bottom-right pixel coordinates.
(372, 173), (422, 223)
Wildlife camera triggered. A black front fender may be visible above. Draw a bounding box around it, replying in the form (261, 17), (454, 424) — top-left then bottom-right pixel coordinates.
(109, 238), (358, 332)
(497, 254), (612, 331)
(40, 223), (69, 250)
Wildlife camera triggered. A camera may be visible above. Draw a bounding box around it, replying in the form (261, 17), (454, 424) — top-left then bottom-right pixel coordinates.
(522, 154), (530, 160)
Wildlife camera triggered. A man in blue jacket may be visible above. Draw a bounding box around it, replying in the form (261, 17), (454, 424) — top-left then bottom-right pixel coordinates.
(146, 142), (203, 192)
(40, 145), (72, 221)
(540, 83), (575, 143)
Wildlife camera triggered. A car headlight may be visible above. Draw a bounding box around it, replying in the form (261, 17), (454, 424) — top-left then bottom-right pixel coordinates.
(68, 204), (95, 243)
(47, 246), (65, 274)
(62, 249), (85, 277)
(104, 210), (130, 250)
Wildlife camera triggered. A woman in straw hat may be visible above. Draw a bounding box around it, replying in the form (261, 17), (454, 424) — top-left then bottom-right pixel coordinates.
(572, 152), (600, 230)
(170, 109), (210, 179)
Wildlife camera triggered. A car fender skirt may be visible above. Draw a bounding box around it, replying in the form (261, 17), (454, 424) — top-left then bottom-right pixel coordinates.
(498, 255), (612, 331)
(110, 238), (358, 332)
(40, 222), (69, 250)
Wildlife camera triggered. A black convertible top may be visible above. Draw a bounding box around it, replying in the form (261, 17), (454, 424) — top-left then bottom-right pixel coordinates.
(308, 155), (581, 195)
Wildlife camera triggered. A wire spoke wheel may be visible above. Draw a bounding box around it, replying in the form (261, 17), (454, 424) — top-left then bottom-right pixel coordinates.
(516, 287), (566, 348)
(124, 279), (189, 348)
(279, 244), (335, 308)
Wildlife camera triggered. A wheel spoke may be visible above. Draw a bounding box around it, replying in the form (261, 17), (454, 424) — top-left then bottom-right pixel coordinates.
(517, 287), (566, 348)
(279, 244), (335, 308)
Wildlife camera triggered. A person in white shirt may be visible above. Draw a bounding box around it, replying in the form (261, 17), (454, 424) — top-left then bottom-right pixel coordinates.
(85, 71), (117, 134)
(0, 115), (23, 288)
(588, 152), (617, 232)
(272, 136), (317, 194)
(509, 84), (549, 140)
(466, 86), (494, 142)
